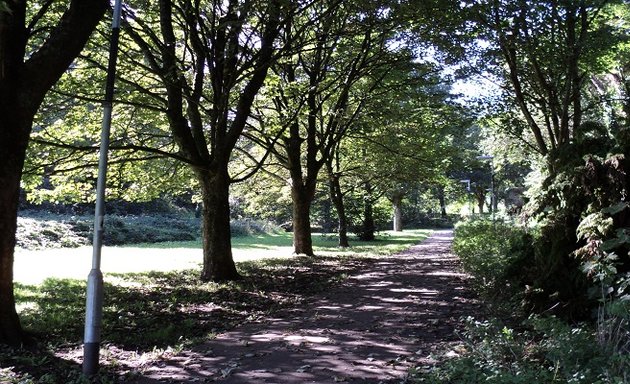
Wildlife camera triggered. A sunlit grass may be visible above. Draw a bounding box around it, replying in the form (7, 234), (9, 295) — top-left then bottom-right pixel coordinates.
(126, 228), (431, 254)
(15, 229), (431, 285)
(13, 228), (432, 347)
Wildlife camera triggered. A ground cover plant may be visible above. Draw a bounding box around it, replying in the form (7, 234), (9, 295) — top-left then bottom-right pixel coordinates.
(3, 228), (430, 383)
(15, 211), (281, 250)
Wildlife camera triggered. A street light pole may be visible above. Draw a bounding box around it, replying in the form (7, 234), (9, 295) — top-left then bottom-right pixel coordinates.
(83, 0), (123, 375)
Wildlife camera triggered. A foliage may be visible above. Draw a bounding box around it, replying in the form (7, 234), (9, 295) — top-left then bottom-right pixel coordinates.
(452, 218), (532, 302)
(453, 216), (595, 318)
(16, 211), (285, 250)
(16, 212), (201, 248)
(411, 316), (629, 384)
(447, 211), (630, 383)
(458, 0), (629, 157)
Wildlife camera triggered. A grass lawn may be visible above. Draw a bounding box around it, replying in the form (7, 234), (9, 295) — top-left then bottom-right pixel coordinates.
(5, 229), (432, 383)
(14, 229), (431, 284)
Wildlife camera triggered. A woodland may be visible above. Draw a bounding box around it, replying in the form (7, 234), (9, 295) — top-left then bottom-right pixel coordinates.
(0, 0), (630, 382)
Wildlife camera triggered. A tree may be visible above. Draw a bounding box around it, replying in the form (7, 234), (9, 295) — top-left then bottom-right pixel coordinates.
(348, 63), (457, 233)
(326, 143), (351, 247)
(28, 0), (284, 281)
(128, 0), (283, 281)
(250, 1), (399, 255)
(463, 0), (627, 161)
(0, 0), (107, 345)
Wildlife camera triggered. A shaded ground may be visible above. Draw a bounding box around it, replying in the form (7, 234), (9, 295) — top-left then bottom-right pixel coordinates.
(127, 230), (483, 383)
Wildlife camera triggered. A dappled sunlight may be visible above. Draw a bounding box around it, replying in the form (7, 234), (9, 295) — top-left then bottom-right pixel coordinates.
(9, 229), (480, 383)
(113, 230), (482, 383)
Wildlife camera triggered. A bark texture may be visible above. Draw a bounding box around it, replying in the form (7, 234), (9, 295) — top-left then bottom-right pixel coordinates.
(198, 170), (240, 282)
(328, 172), (349, 248)
(359, 182), (375, 241)
(437, 187), (447, 218)
(291, 184), (315, 256)
(391, 193), (403, 232)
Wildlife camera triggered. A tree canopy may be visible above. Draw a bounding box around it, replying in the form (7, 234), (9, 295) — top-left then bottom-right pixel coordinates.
(4, 0), (630, 352)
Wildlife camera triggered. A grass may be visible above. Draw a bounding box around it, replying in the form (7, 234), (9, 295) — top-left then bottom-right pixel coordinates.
(5, 228), (431, 383)
(130, 229), (430, 250)
(15, 229), (430, 285)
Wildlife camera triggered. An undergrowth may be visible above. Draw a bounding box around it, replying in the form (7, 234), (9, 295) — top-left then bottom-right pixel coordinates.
(16, 211), (278, 249)
(411, 218), (630, 384)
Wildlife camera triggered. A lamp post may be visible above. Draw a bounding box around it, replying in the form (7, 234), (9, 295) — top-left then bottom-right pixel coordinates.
(83, 0), (123, 375)
(476, 155), (494, 221)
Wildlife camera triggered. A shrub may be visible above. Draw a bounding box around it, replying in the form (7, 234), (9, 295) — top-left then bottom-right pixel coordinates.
(453, 218), (530, 302)
(16, 212), (202, 248)
(411, 316), (628, 384)
(102, 215), (200, 245)
(230, 219), (280, 237)
(17, 212), (283, 249)
(16, 215), (89, 249)
(453, 218), (592, 319)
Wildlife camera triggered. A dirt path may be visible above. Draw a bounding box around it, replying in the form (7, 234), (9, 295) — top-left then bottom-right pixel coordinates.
(130, 230), (482, 383)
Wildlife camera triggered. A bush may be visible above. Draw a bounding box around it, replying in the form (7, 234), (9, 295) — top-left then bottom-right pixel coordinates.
(17, 212), (283, 249)
(102, 215), (200, 245)
(453, 218), (592, 319)
(16, 212), (202, 248)
(453, 218), (530, 301)
(16, 215), (89, 249)
(230, 219), (280, 237)
(411, 316), (628, 384)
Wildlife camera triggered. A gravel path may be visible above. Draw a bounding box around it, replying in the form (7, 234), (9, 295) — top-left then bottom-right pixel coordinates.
(129, 229), (482, 383)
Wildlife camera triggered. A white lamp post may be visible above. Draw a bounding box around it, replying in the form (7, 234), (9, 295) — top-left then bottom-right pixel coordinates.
(83, 0), (123, 375)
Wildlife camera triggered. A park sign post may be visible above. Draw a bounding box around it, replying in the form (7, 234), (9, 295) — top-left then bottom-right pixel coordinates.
(83, 0), (123, 375)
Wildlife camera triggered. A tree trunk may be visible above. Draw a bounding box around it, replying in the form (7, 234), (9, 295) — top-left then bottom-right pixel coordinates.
(0, 0), (107, 345)
(291, 185), (314, 255)
(321, 198), (334, 234)
(359, 182), (376, 241)
(474, 187), (486, 214)
(0, 117), (29, 345)
(198, 169), (240, 282)
(328, 173), (349, 248)
(392, 194), (403, 232)
(437, 187), (447, 218)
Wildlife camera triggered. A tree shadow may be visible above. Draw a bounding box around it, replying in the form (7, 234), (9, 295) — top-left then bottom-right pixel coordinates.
(10, 253), (369, 381)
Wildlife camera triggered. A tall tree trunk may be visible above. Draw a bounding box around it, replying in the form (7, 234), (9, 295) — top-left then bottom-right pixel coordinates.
(392, 193), (403, 232)
(359, 182), (375, 241)
(328, 172), (349, 248)
(291, 184), (314, 255)
(0, 116), (29, 345)
(198, 168), (240, 282)
(0, 0), (107, 345)
(474, 187), (486, 214)
(437, 186), (447, 218)
(321, 198), (334, 234)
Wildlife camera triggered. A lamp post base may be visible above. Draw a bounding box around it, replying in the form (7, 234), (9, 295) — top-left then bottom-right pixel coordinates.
(83, 342), (100, 375)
